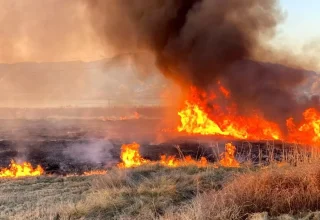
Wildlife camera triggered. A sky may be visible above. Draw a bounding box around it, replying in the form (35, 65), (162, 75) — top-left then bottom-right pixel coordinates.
(0, 0), (319, 63)
(0, 0), (319, 107)
(277, 0), (320, 45)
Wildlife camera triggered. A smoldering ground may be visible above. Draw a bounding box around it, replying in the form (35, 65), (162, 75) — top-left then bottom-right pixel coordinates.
(85, 0), (320, 129)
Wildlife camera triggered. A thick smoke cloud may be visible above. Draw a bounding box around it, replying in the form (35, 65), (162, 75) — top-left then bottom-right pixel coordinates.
(86, 0), (319, 127)
(87, 0), (281, 87)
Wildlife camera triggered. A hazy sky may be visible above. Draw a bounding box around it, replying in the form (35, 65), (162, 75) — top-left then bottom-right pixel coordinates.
(277, 0), (320, 45)
(0, 0), (319, 107)
(0, 0), (319, 63)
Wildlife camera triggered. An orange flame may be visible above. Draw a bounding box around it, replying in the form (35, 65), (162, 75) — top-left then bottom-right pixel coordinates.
(0, 160), (44, 178)
(160, 155), (208, 167)
(118, 142), (150, 168)
(220, 143), (240, 167)
(117, 142), (238, 168)
(118, 142), (208, 168)
(287, 108), (320, 145)
(177, 85), (320, 145)
(177, 85), (320, 143)
(178, 101), (281, 140)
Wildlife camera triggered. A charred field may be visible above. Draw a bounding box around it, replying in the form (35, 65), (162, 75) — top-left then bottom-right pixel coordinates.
(1, 0), (320, 219)
(0, 108), (311, 175)
(1, 107), (320, 220)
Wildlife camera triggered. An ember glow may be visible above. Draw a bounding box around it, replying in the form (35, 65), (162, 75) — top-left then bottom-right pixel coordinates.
(178, 86), (282, 140)
(220, 143), (240, 168)
(0, 160), (44, 178)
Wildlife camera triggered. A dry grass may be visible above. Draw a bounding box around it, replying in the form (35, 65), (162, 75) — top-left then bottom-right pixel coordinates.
(3, 150), (320, 219)
(0, 164), (241, 220)
(163, 162), (320, 220)
(0, 176), (92, 220)
(61, 165), (241, 219)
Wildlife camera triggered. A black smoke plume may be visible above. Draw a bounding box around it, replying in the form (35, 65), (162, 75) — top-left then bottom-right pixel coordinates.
(85, 0), (319, 128)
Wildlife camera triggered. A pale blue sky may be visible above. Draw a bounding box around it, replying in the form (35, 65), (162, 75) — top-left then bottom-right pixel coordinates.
(278, 0), (320, 45)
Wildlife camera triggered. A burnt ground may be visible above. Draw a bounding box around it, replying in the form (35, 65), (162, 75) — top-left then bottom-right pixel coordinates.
(0, 117), (313, 175)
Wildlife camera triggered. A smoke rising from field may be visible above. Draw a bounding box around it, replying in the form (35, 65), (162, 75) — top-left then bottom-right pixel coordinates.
(86, 0), (319, 127)
(63, 139), (115, 165)
(87, 0), (282, 86)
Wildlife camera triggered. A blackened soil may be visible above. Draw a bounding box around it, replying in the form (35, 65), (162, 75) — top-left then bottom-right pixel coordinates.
(0, 119), (311, 175)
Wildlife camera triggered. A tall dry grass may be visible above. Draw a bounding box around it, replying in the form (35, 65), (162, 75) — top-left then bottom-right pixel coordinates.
(2, 142), (320, 219)
(163, 162), (320, 220)
(60, 164), (242, 219)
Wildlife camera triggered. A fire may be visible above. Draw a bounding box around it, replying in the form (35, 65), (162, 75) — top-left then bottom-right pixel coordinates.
(160, 155), (208, 167)
(178, 102), (247, 139)
(287, 108), (320, 145)
(0, 160), (44, 178)
(118, 142), (150, 168)
(178, 89), (282, 140)
(220, 143), (240, 167)
(177, 85), (320, 144)
(83, 170), (107, 176)
(118, 142), (209, 168)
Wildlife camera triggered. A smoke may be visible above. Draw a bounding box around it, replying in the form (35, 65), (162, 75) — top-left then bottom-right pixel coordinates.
(86, 0), (281, 86)
(223, 60), (319, 127)
(86, 0), (319, 127)
(63, 139), (115, 165)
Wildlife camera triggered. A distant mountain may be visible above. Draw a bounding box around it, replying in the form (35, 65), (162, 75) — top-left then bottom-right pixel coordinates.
(0, 53), (171, 107)
(0, 54), (318, 107)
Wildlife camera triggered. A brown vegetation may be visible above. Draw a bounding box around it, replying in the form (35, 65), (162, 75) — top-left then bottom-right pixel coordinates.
(2, 151), (320, 219)
(164, 163), (320, 220)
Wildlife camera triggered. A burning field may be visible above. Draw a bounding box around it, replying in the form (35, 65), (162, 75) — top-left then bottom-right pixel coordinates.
(177, 84), (320, 144)
(1, 0), (320, 219)
(1, 109), (320, 219)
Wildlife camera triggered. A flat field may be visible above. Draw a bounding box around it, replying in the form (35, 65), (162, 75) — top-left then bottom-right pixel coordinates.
(1, 163), (320, 220)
